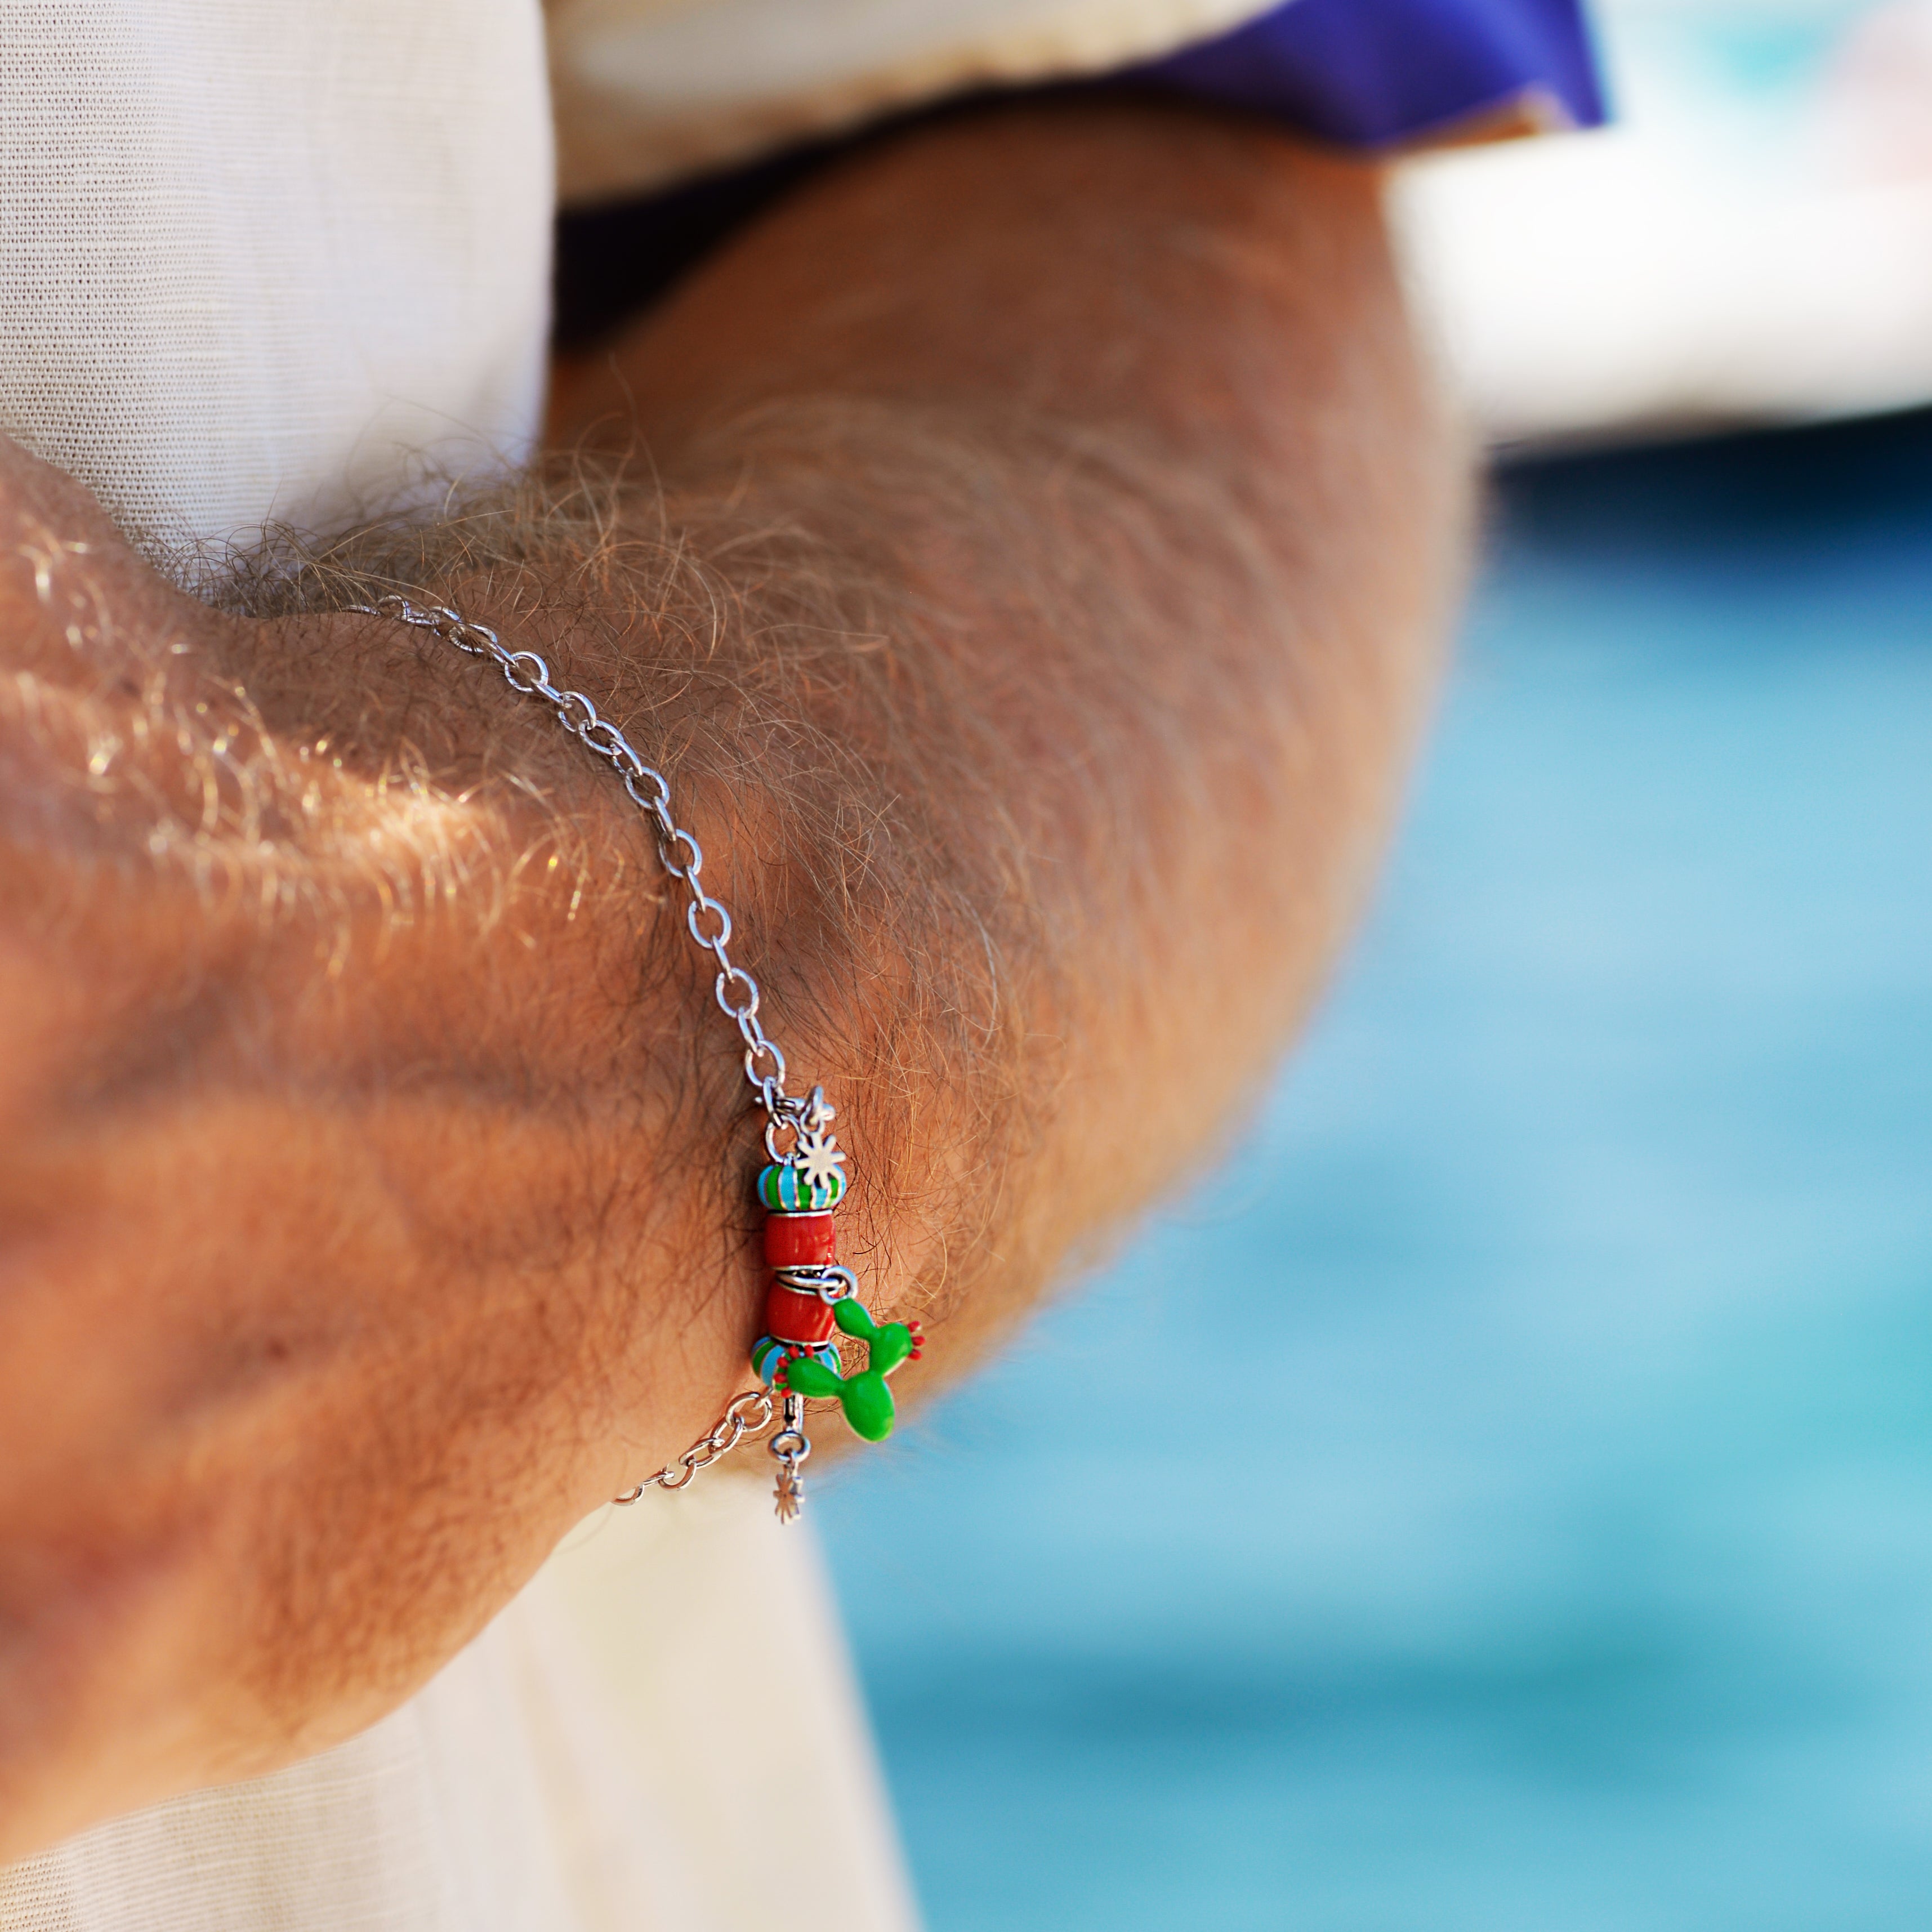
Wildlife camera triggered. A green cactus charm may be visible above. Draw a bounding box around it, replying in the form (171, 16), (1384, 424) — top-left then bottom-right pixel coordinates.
(778, 1297), (924, 1442)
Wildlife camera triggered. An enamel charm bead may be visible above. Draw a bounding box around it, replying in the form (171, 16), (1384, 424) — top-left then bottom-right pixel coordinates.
(752, 1334), (839, 1383)
(764, 1212), (836, 1268)
(757, 1160), (846, 1213)
(763, 1282), (837, 1346)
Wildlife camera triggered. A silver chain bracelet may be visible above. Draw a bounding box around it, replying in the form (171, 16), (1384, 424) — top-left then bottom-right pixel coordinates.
(351, 594), (923, 1518)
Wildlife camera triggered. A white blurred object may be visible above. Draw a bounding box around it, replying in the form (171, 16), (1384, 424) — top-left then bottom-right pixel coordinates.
(1391, 0), (1932, 447)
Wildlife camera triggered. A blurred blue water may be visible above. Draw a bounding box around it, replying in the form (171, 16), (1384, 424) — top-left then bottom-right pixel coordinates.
(818, 415), (1932, 1932)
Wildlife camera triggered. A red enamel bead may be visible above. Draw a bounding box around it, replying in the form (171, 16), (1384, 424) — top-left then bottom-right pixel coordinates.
(764, 1284), (837, 1345)
(764, 1212), (837, 1268)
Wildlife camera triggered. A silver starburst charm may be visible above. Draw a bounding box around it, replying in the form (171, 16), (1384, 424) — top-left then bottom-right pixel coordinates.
(794, 1126), (847, 1195)
(774, 1462), (804, 1521)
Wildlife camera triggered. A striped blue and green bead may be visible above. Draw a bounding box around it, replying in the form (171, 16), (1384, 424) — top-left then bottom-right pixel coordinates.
(757, 1161), (846, 1213)
(752, 1335), (840, 1386)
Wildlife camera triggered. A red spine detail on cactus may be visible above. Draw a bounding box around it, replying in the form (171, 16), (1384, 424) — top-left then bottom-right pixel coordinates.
(764, 1212), (837, 1268)
(764, 1284), (838, 1345)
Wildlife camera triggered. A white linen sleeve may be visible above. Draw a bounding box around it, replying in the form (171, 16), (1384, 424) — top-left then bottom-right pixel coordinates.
(0, 0), (553, 550)
(547, 0), (1283, 203)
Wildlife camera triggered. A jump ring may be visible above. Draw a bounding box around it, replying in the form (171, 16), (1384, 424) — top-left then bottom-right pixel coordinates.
(763, 1109), (800, 1162)
(777, 1264), (857, 1303)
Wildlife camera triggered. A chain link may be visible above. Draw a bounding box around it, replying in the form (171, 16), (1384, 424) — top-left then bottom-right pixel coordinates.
(351, 594), (812, 1498)
(611, 1390), (776, 1502)
(353, 596), (814, 1130)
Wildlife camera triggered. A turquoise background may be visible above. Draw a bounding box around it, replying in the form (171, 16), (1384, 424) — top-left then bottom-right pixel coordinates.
(818, 413), (1932, 1931)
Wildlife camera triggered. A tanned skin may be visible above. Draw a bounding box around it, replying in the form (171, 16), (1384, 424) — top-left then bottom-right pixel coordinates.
(0, 99), (1468, 1858)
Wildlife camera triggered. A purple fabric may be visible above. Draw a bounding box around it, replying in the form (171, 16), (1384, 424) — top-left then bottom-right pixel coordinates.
(554, 0), (1607, 343)
(1140, 0), (1605, 145)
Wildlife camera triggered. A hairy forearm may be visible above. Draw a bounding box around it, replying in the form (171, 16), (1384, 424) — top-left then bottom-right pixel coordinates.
(0, 98), (1467, 1853)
